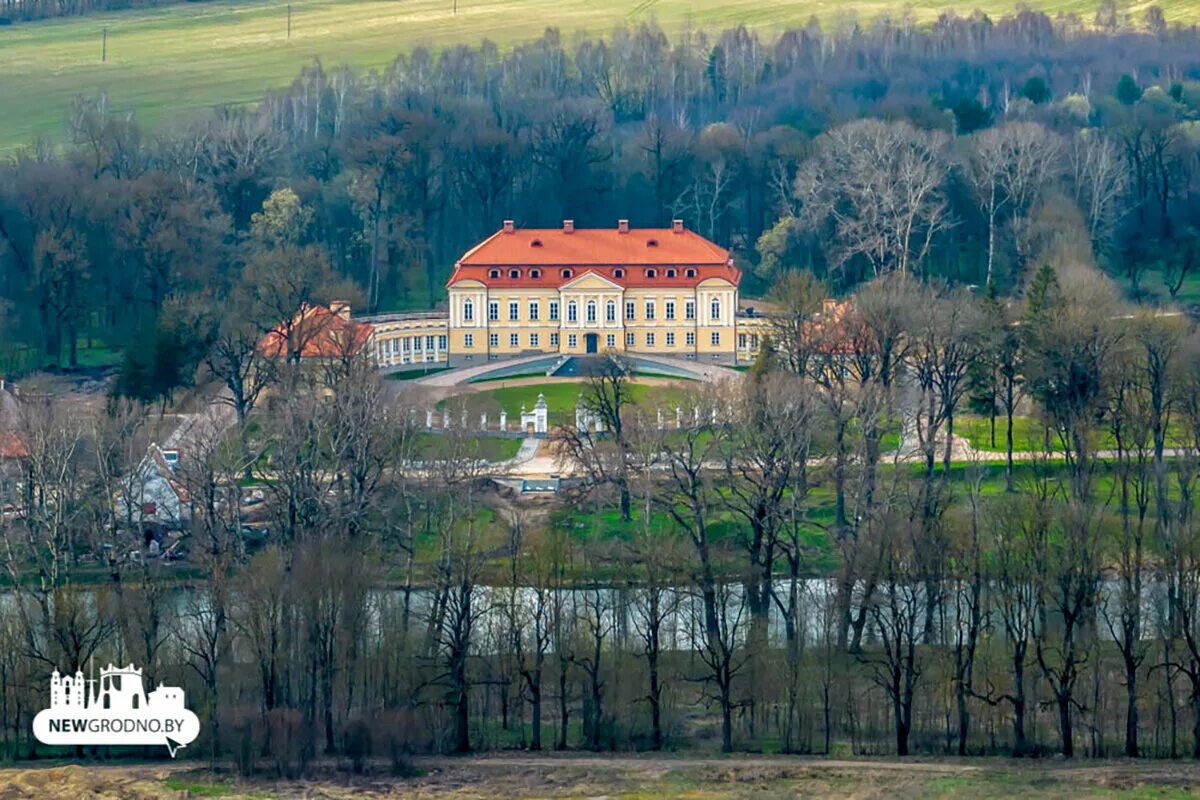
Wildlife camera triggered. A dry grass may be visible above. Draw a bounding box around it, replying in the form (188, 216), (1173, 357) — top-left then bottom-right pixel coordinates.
(4, 755), (1200, 799)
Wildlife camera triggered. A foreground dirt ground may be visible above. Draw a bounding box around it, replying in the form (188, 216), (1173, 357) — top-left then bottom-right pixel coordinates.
(2, 754), (1200, 799)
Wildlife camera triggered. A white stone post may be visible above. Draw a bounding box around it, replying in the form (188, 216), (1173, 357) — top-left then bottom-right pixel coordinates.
(426, 409), (434, 428)
(499, 411), (507, 431)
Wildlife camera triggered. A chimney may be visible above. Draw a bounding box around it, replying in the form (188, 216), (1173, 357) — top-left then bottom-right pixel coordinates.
(672, 219), (684, 234)
(502, 220), (515, 234)
(330, 301), (351, 321)
(618, 219), (630, 234)
(562, 219), (575, 233)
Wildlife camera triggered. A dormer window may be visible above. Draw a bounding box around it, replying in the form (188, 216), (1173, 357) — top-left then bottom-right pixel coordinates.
(561, 269), (573, 279)
(531, 239), (543, 248)
(613, 268), (625, 278)
(685, 268), (696, 278)
(530, 269), (541, 279)
(509, 269), (520, 279)
(645, 268), (657, 279)
(647, 239), (659, 247)
(666, 268), (676, 278)
(489, 269), (500, 279)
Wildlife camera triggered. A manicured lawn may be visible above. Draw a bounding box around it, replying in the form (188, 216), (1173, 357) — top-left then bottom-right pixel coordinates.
(412, 431), (521, 462)
(4, 0), (1198, 151)
(956, 414), (1054, 453)
(439, 380), (695, 427)
(385, 365), (453, 381)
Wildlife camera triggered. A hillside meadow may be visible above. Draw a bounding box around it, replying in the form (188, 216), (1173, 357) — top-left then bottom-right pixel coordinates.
(0, 0), (1195, 151)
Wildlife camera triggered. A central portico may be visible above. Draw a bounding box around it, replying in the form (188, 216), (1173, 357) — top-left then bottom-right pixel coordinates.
(445, 219), (742, 365)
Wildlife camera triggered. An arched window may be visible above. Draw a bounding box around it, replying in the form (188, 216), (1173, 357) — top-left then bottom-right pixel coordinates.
(463, 299), (474, 322)
(587, 301), (597, 322)
(711, 299), (721, 321)
(561, 269), (573, 279)
(666, 268), (676, 278)
(605, 300), (616, 322)
(568, 301), (578, 322)
(530, 269), (541, 278)
(509, 269), (520, 279)
(646, 268), (657, 278)
(132, 695), (139, 709)
(613, 268), (625, 278)
(685, 268), (696, 278)
(489, 269), (500, 279)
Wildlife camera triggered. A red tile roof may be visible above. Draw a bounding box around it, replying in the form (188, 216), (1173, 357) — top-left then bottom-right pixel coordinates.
(0, 432), (27, 460)
(448, 224), (738, 289)
(259, 304), (374, 360)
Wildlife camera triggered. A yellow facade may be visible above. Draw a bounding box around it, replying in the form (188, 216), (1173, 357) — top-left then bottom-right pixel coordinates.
(444, 273), (747, 365)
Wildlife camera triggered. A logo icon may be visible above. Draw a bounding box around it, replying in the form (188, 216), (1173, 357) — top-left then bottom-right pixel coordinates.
(33, 663), (200, 757)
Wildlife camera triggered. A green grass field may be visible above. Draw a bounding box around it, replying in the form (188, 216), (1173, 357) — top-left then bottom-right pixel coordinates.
(0, 0), (1193, 152)
(439, 379), (693, 426)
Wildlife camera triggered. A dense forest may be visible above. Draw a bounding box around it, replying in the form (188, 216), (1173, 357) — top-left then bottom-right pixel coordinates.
(6, 5), (1200, 769)
(1, 7), (1199, 383)
(7, 266), (1200, 764)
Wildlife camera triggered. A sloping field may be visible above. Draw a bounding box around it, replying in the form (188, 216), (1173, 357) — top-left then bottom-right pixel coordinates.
(0, 0), (1194, 152)
(4, 756), (1200, 798)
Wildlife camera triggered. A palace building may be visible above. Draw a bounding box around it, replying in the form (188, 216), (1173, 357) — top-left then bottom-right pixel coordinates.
(271, 220), (771, 371)
(444, 219), (754, 365)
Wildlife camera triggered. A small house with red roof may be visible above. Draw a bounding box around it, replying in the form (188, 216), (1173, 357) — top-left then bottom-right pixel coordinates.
(258, 301), (375, 363)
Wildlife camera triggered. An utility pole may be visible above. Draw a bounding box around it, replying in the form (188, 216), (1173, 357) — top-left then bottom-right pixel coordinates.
(101, 27), (107, 62)
(287, 4), (291, 38)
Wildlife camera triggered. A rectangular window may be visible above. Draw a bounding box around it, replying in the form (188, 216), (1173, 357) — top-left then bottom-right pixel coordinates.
(530, 333), (540, 347)
(390, 339), (399, 354)
(438, 335), (448, 350)
(488, 301), (499, 322)
(550, 332), (560, 347)
(509, 301), (519, 321)
(625, 301), (635, 321)
(665, 301), (676, 321)
(666, 332), (675, 346)
(529, 301), (539, 321)
(711, 331), (720, 346)
(464, 334), (474, 348)
(413, 336), (422, 351)
(425, 336), (435, 350)
(489, 333), (499, 348)
(626, 332), (635, 347)
(738, 333), (748, 348)
(568, 303), (578, 323)
(645, 301), (655, 321)
(686, 332), (696, 346)
(549, 301), (560, 321)
(606, 334), (615, 348)
(568, 334), (577, 348)
(510, 333), (519, 347)
(685, 301), (696, 320)
(646, 332), (656, 347)
(606, 302), (615, 322)
(711, 299), (721, 321)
